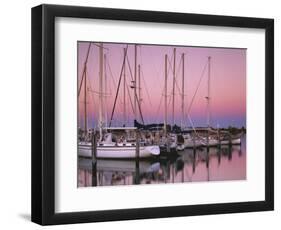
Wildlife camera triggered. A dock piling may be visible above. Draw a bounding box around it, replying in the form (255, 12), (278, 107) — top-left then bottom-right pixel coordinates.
(192, 134), (196, 151)
(91, 161), (97, 186)
(218, 128), (221, 148)
(206, 147), (210, 168)
(166, 136), (171, 153)
(91, 131), (97, 162)
(192, 134), (197, 173)
(91, 131), (97, 186)
(228, 133), (232, 147)
(135, 130), (140, 184)
(136, 130), (140, 159)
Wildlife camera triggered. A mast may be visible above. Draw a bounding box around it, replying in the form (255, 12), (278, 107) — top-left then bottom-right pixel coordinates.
(84, 66), (87, 133)
(123, 48), (126, 126)
(108, 46), (128, 127)
(99, 43), (104, 137)
(164, 54), (168, 136)
(134, 44), (137, 121)
(181, 53), (185, 129)
(206, 56), (211, 147)
(78, 42), (91, 97)
(104, 53), (107, 128)
(172, 48), (176, 126)
(207, 56), (211, 129)
(138, 64), (141, 119)
(80, 43), (92, 133)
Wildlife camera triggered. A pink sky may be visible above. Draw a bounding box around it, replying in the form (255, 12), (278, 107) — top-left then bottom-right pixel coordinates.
(78, 42), (246, 129)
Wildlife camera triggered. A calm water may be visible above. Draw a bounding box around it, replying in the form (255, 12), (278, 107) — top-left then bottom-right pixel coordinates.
(78, 135), (246, 187)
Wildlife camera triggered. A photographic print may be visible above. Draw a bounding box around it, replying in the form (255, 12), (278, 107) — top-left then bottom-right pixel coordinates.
(32, 5), (273, 224)
(77, 42), (246, 187)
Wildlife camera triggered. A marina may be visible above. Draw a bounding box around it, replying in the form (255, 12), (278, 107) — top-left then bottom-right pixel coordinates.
(77, 42), (246, 186)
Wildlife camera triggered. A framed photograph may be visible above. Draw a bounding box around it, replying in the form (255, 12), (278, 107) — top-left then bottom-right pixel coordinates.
(31, 4), (274, 225)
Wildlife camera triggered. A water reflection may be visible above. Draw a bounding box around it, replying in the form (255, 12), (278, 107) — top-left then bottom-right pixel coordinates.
(78, 135), (246, 187)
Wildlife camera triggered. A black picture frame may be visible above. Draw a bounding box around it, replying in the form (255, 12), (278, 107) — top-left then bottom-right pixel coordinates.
(31, 4), (274, 225)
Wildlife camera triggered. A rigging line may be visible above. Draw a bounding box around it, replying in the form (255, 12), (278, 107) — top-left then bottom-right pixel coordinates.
(124, 56), (135, 121)
(126, 54), (134, 82)
(87, 71), (97, 127)
(140, 46), (162, 94)
(126, 82), (135, 118)
(109, 45), (128, 127)
(175, 54), (183, 84)
(106, 61), (116, 97)
(167, 55), (183, 95)
(186, 114), (205, 140)
(174, 58), (184, 97)
(168, 58), (180, 124)
(153, 55), (171, 124)
(87, 90), (111, 97)
(88, 76), (116, 128)
(162, 56), (173, 102)
(155, 58), (172, 124)
(187, 60), (208, 114)
(106, 61), (117, 88)
(166, 56), (177, 97)
(184, 65), (208, 134)
(106, 60), (123, 114)
(154, 57), (174, 124)
(125, 55), (145, 124)
(78, 42), (92, 97)
(156, 62), (172, 123)
(175, 77), (182, 98)
(86, 70), (110, 127)
(106, 57), (124, 109)
(155, 89), (164, 123)
(92, 43), (109, 50)
(167, 93), (172, 113)
(172, 52), (183, 80)
(140, 68), (153, 107)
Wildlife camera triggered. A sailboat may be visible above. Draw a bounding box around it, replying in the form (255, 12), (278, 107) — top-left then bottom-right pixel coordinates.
(199, 56), (242, 147)
(220, 131), (243, 145)
(79, 130), (160, 158)
(176, 55), (242, 150)
(158, 51), (177, 153)
(78, 43), (160, 159)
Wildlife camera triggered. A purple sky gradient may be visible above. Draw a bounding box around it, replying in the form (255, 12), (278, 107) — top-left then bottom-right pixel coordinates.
(78, 42), (246, 129)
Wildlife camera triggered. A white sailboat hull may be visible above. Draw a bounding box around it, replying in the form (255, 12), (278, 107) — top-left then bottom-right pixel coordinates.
(183, 139), (204, 148)
(221, 138), (241, 145)
(178, 136), (241, 150)
(79, 143), (160, 158)
(200, 137), (241, 146)
(177, 135), (204, 150)
(201, 139), (219, 147)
